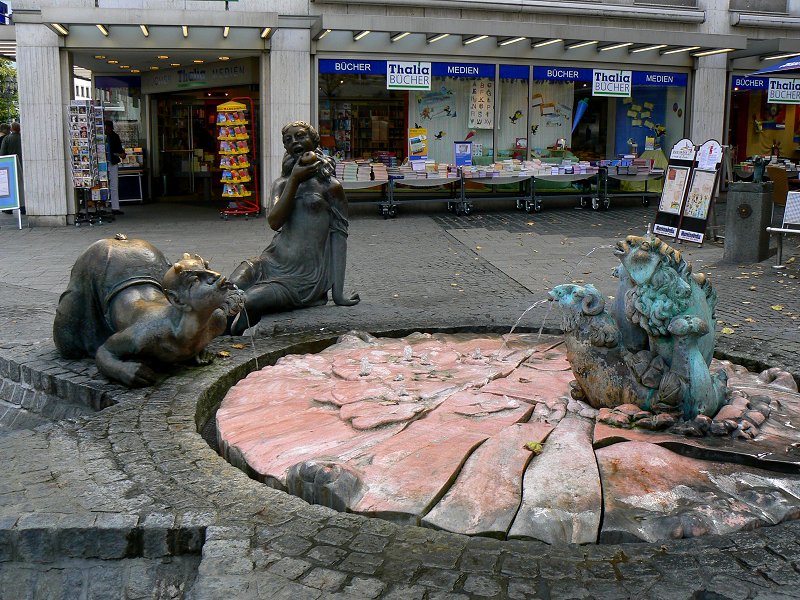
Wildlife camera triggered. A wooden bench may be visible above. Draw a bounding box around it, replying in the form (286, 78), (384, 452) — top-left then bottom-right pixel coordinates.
(767, 190), (800, 268)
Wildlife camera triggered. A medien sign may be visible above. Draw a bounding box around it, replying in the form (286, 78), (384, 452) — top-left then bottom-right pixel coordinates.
(387, 61), (431, 90)
(592, 69), (632, 98)
(141, 58), (256, 95)
(768, 78), (800, 104)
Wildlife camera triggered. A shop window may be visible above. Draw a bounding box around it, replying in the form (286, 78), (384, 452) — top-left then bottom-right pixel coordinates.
(728, 86), (798, 162)
(614, 84), (686, 158)
(318, 73), (407, 161)
(498, 72), (529, 161)
(530, 80), (602, 161)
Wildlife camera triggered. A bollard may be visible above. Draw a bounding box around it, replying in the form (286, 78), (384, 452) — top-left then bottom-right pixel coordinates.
(723, 181), (773, 263)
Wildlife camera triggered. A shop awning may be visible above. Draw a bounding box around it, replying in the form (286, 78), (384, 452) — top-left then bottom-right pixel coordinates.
(751, 57), (800, 76)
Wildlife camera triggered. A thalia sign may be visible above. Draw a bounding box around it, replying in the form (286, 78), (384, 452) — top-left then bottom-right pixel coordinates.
(768, 78), (800, 104)
(387, 61), (431, 90)
(592, 69), (632, 98)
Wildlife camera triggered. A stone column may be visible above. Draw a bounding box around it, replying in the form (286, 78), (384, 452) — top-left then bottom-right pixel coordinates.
(264, 29), (311, 207)
(15, 23), (72, 227)
(689, 54), (727, 146)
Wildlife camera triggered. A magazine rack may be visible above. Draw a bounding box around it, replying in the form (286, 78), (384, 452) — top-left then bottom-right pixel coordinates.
(217, 98), (260, 219)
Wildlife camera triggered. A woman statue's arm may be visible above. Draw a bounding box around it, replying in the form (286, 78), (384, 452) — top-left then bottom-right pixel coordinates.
(268, 158), (320, 231)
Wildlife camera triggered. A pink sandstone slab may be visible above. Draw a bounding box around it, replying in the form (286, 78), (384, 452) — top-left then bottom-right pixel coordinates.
(422, 422), (554, 537)
(482, 365), (574, 405)
(508, 416), (602, 544)
(596, 441), (800, 543)
(349, 391), (534, 522)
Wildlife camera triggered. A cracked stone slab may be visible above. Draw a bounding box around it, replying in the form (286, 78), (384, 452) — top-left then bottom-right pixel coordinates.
(508, 415), (601, 544)
(422, 421), (554, 537)
(596, 441), (800, 544)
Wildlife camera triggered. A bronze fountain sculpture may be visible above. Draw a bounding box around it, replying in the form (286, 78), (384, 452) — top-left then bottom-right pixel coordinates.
(53, 234), (244, 387)
(228, 120), (359, 335)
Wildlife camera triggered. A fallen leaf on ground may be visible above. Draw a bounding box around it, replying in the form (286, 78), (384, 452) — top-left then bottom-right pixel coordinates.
(217, 351), (231, 358)
(525, 441), (544, 455)
(721, 327), (735, 334)
(231, 343), (245, 349)
(771, 305), (785, 311)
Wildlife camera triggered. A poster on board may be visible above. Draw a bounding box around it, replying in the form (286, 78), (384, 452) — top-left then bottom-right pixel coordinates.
(682, 170), (717, 220)
(454, 141), (472, 167)
(0, 154), (21, 229)
(658, 166), (691, 215)
(408, 128), (428, 160)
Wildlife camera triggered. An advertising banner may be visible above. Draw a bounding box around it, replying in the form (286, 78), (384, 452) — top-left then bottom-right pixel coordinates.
(592, 70), (632, 98)
(408, 128), (428, 160)
(767, 78), (800, 104)
(454, 141), (472, 167)
(387, 61), (431, 91)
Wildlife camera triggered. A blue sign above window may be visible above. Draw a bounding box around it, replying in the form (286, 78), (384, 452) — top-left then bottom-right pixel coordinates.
(319, 59), (386, 75)
(432, 62), (495, 78)
(632, 72), (688, 87)
(534, 67), (593, 82)
(499, 65), (529, 80)
(730, 76), (768, 90)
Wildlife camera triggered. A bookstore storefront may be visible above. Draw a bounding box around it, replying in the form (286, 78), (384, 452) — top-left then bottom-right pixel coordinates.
(728, 75), (800, 163)
(317, 58), (689, 167)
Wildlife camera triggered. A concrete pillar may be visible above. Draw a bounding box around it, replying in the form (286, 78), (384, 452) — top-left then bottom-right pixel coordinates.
(15, 23), (72, 227)
(264, 29), (311, 207)
(689, 54), (727, 146)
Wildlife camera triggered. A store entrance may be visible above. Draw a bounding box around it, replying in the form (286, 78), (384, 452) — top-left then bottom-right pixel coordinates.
(154, 86), (258, 201)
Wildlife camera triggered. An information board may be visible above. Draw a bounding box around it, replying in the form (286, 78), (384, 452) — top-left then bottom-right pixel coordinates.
(653, 138), (696, 239)
(677, 140), (724, 243)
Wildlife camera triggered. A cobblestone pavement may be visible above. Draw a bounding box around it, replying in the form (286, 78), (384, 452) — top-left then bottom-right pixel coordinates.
(1, 198), (799, 599)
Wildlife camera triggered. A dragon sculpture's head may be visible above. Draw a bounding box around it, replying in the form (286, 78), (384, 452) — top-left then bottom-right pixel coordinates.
(549, 283), (605, 329)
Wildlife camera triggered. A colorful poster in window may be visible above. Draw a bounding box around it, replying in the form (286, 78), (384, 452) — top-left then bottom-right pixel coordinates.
(454, 141), (472, 167)
(682, 169), (717, 220)
(469, 80), (494, 129)
(658, 166), (690, 215)
(408, 127), (428, 159)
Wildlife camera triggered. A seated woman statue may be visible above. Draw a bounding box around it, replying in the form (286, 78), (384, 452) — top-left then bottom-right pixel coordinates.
(53, 235), (244, 387)
(228, 120), (359, 335)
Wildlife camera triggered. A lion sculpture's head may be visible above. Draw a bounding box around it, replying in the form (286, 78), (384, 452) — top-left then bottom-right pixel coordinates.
(614, 235), (710, 337)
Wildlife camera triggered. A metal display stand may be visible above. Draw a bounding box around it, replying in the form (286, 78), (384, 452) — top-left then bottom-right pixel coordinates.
(528, 173), (599, 213)
(460, 175), (533, 216)
(340, 180), (392, 218)
(391, 177), (460, 218)
(600, 170), (665, 209)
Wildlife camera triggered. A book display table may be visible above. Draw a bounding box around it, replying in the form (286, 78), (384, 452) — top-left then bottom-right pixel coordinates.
(460, 175), (533, 216)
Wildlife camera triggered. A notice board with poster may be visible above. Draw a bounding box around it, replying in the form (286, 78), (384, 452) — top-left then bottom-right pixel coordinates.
(678, 139), (723, 244)
(652, 138), (696, 239)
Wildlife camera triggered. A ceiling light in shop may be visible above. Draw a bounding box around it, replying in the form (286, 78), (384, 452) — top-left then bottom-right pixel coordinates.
(219, 56), (230, 61)
(660, 46), (700, 55)
(157, 55), (169, 59)
(427, 33), (450, 44)
(692, 48), (735, 57)
(150, 66), (159, 70)
(565, 40), (598, 50)
(96, 24), (109, 36)
(630, 44), (667, 53)
(94, 55), (106, 59)
(599, 42), (632, 52)
(762, 52), (800, 61)
(223, 26), (230, 38)
(140, 25), (150, 37)
(353, 30), (371, 41)
(182, 25), (189, 38)
(532, 38), (562, 48)
(498, 37), (526, 47)
(260, 27), (272, 39)
(131, 69), (140, 73)
(463, 35), (488, 45)
(390, 32), (411, 43)
(170, 63), (181, 67)
(51, 23), (69, 36)
(120, 65), (129, 69)
(107, 59), (119, 64)
(193, 59), (204, 64)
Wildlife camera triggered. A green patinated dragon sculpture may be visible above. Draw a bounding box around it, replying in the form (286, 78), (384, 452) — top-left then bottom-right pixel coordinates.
(550, 233), (728, 420)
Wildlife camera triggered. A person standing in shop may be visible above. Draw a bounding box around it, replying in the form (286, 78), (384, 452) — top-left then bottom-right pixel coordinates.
(105, 120), (126, 215)
(1, 122), (23, 215)
(0, 123), (10, 144)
